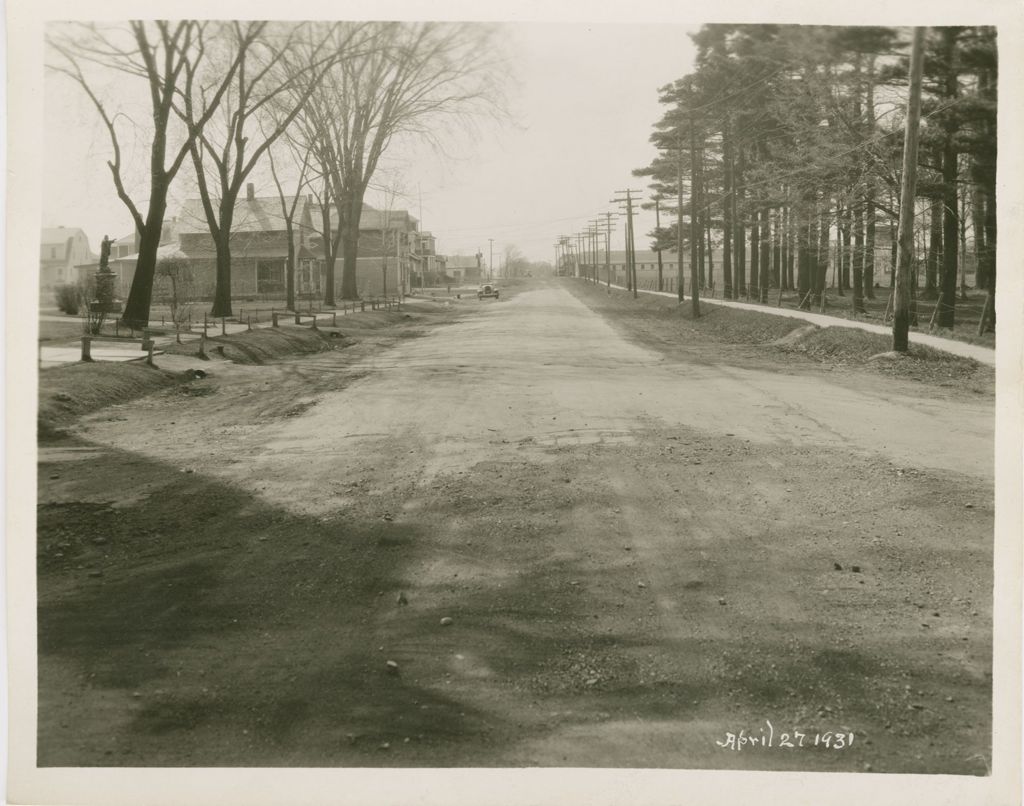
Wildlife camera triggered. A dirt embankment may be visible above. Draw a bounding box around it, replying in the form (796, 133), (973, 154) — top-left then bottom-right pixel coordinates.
(38, 303), (468, 440)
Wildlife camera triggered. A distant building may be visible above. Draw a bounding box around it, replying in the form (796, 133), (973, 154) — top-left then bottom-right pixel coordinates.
(40, 227), (94, 291)
(444, 254), (483, 284)
(107, 187), (448, 302)
(303, 202), (420, 297)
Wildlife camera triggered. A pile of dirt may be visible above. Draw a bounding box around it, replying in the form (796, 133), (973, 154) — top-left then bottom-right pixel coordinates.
(162, 327), (340, 365)
(38, 363), (183, 439)
(777, 325), (992, 386)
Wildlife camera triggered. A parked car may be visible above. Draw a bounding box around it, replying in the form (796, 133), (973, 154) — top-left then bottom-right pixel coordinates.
(477, 283), (500, 299)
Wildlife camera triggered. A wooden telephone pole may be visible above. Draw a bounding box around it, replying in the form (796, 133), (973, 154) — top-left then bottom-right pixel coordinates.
(613, 189), (642, 298)
(602, 212), (618, 292)
(894, 27), (926, 353)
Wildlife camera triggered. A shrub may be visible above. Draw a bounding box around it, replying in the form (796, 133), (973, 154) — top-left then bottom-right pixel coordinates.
(54, 283), (82, 315)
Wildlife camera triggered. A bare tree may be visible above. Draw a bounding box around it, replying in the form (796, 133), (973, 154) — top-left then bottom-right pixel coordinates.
(294, 22), (507, 302)
(155, 256), (195, 343)
(180, 21), (349, 318)
(267, 139), (313, 312)
(47, 21), (249, 328)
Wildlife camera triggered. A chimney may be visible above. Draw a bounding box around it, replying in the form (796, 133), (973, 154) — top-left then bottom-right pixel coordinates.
(246, 183), (255, 201)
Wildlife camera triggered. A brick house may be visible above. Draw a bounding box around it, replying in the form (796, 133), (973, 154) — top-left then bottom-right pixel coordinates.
(110, 186), (431, 303)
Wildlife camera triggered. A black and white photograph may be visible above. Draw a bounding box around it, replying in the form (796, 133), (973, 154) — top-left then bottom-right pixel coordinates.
(5, 1), (1023, 804)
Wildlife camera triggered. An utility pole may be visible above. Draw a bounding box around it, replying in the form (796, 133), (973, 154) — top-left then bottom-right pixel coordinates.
(589, 220), (603, 284)
(488, 238), (494, 281)
(654, 195), (665, 292)
(602, 212), (617, 292)
(688, 86), (702, 317)
(894, 27), (926, 353)
(613, 189), (643, 297)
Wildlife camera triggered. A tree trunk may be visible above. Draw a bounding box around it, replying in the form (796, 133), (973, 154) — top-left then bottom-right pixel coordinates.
(340, 192), (363, 301)
(733, 148), (746, 297)
(852, 202), (865, 314)
(813, 202), (828, 309)
(211, 230), (233, 318)
(285, 222), (296, 311)
(958, 180), (969, 299)
(749, 207), (760, 299)
(838, 204), (850, 296)
(772, 206), (782, 290)
(210, 201), (236, 318)
(925, 197), (941, 299)
(864, 193), (876, 298)
(938, 145), (959, 327)
(120, 190), (169, 328)
(759, 203), (770, 302)
(971, 181), (987, 289)
(705, 217), (714, 292)
(979, 166), (996, 332)
(721, 128), (734, 299)
(797, 207), (812, 310)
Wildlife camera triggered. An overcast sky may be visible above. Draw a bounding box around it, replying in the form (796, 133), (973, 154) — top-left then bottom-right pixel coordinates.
(42, 21), (696, 265)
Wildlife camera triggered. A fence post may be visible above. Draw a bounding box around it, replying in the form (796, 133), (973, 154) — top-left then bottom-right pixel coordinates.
(311, 314), (318, 330)
(272, 311), (279, 328)
(203, 312), (208, 337)
(294, 312), (301, 325)
(221, 317), (226, 336)
(332, 311), (337, 326)
(247, 316), (252, 331)
(80, 337), (93, 362)
(199, 333), (207, 359)
(146, 343), (155, 366)
(360, 301), (365, 312)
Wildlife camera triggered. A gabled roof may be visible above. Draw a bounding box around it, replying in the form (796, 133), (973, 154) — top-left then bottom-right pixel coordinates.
(306, 203), (418, 235)
(41, 227), (84, 246)
(445, 255), (480, 269)
(178, 197), (289, 235)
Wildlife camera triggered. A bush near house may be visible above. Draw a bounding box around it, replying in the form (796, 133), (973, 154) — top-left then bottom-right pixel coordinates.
(54, 283), (82, 315)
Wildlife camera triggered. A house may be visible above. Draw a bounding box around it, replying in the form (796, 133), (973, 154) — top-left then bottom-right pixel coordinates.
(114, 186), (320, 301)
(40, 227), (94, 291)
(303, 202), (421, 297)
(444, 254), (483, 285)
(111, 186), (436, 303)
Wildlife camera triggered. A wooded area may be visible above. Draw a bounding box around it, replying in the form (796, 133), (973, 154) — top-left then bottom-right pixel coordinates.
(629, 25), (997, 338)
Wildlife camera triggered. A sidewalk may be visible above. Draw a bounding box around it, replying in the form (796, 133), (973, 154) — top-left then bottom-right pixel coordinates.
(600, 282), (995, 367)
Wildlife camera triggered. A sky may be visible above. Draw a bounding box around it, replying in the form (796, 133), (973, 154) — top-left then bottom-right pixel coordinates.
(41, 21), (697, 266)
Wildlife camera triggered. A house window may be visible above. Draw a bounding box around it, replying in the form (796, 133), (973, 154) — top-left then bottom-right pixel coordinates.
(256, 259), (285, 294)
(51, 247), (57, 259)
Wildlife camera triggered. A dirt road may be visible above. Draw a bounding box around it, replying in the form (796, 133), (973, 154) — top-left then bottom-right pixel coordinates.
(37, 282), (993, 772)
